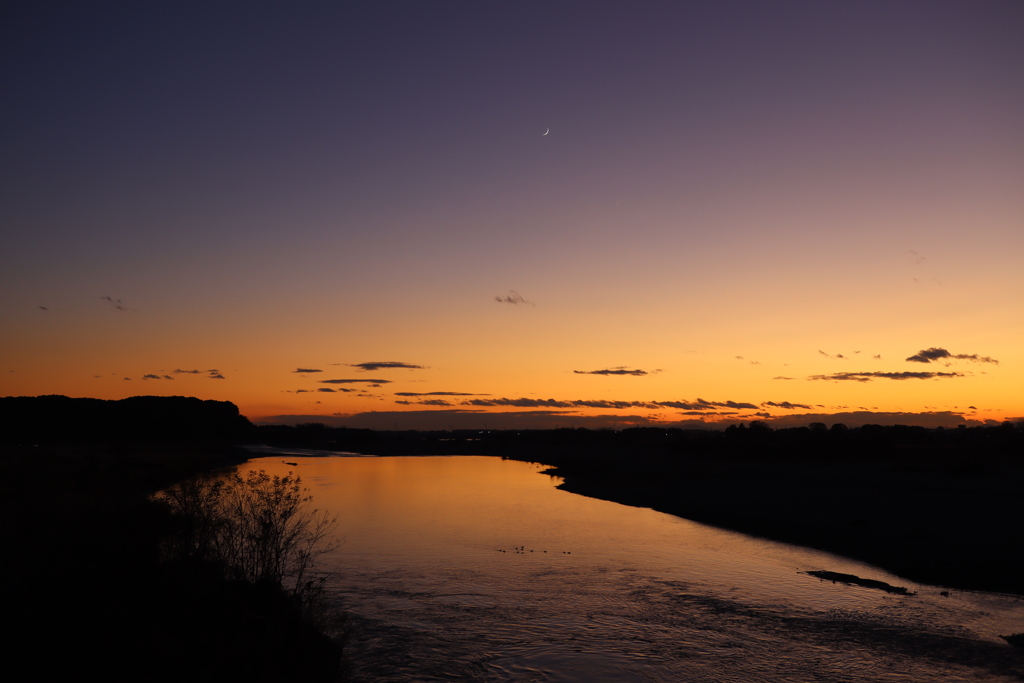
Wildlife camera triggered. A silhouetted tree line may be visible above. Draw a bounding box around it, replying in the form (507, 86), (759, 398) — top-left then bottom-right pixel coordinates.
(255, 420), (1024, 465)
(0, 395), (254, 445)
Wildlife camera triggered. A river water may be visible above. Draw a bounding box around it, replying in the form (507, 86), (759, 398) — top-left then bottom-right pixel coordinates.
(238, 451), (1024, 682)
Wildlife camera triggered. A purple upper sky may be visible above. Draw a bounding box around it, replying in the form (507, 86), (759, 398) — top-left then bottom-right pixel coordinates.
(3, 2), (1022, 428)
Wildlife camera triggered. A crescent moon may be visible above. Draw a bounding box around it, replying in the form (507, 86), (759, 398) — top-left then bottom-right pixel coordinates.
(543, 128), (549, 136)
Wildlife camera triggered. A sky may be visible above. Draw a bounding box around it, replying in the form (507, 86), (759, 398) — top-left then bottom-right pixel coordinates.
(3, 1), (1022, 430)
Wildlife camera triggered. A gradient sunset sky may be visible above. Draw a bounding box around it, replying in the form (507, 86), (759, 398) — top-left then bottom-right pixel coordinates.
(3, 1), (1022, 430)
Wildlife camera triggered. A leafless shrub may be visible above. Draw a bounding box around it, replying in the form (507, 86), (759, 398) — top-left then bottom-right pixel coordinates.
(159, 470), (339, 598)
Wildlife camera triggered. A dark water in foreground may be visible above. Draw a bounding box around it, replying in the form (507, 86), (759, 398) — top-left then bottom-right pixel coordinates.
(239, 452), (1024, 682)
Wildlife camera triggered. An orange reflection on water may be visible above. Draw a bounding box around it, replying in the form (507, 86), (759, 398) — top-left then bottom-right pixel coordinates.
(236, 453), (1023, 648)
(235, 454), (865, 595)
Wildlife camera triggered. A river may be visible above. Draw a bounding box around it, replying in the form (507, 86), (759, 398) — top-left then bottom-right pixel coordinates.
(238, 450), (1024, 682)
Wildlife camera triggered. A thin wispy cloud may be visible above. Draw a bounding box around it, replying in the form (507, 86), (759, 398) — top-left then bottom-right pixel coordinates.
(809, 371), (965, 382)
(905, 347), (998, 364)
(394, 391), (486, 397)
(174, 368), (225, 379)
(294, 368), (323, 373)
(142, 374), (174, 380)
(818, 350), (847, 360)
(762, 401), (814, 410)
(656, 399), (760, 411)
(672, 410), (724, 416)
(456, 397), (762, 412)
(495, 290), (533, 305)
(463, 398), (574, 408)
(349, 361), (424, 371)
(573, 367), (651, 376)
(293, 386), (353, 393)
(572, 400), (656, 409)
(101, 296), (129, 311)
(38, 305), (49, 311)
(320, 378), (391, 385)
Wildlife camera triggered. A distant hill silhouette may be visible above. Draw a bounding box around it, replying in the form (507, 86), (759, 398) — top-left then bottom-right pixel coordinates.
(0, 395), (254, 444)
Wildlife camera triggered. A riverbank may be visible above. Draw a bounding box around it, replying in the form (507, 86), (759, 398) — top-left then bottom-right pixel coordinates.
(526, 450), (1024, 596)
(254, 421), (1024, 596)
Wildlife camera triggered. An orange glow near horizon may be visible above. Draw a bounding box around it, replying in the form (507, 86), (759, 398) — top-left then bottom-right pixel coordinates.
(2, 4), (1022, 430)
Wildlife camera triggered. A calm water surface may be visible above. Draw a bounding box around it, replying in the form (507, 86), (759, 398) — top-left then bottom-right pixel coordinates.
(239, 452), (1024, 682)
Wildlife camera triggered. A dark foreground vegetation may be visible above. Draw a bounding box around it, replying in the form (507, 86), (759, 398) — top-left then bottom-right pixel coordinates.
(4, 394), (1022, 677)
(262, 418), (1024, 596)
(0, 396), (342, 682)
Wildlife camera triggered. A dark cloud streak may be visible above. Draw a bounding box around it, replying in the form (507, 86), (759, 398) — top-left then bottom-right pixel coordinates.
(905, 347), (998, 364)
(573, 367), (649, 376)
(809, 371), (965, 382)
(395, 391), (486, 396)
(349, 361), (424, 371)
(456, 397), (761, 412)
(495, 291), (532, 305)
(320, 378), (391, 385)
(101, 296), (129, 311)
(173, 368), (225, 379)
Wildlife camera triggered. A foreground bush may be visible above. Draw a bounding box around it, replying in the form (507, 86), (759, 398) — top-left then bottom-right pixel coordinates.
(159, 469), (339, 597)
